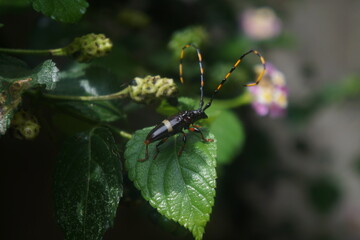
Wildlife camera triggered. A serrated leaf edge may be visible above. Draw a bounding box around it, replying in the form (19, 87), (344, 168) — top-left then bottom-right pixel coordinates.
(125, 128), (217, 240)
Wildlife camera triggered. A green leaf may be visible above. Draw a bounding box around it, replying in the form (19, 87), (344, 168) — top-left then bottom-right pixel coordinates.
(0, 55), (58, 135)
(55, 100), (124, 122)
(30, 0), (89, 23)
(156, 97), (198, 116)
(49, 63), (125, 122)
(0, 55), (58, 90)
(32, 59), (59, 90)
(209, 110), (245, 164)
(54, 127), (123, 240)
(125, 127), (217, 240)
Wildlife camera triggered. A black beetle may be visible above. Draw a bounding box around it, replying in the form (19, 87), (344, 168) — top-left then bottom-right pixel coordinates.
(139, 44), (266, 162)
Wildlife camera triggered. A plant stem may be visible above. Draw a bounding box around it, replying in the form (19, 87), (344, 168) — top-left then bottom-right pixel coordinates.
(0, 47), (66, 56)
(43, 88), (130, 101)
(105, 125), (133, 140)
(118, 130), (133, 139)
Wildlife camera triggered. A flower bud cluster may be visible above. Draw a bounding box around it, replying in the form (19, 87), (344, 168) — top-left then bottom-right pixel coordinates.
(11, 110), (40, 140)
(64, 33), (113, 62)
(128, 75), (178, 104)
(248, 63), (288, 117)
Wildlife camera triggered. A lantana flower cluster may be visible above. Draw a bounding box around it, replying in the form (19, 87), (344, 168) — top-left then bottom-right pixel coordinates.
(248, 63), (288, 117)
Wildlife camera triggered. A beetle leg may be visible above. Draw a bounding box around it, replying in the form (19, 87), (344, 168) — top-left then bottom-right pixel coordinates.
(153, 137), (169, 160)
(138, 140), (151, 162)
(189, 126), (214, 142)
(178, 131), (187, 156)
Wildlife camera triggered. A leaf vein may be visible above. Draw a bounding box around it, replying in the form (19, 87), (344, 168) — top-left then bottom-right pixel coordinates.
(178, 162), (213, 189)
(186, 185), (212, 208)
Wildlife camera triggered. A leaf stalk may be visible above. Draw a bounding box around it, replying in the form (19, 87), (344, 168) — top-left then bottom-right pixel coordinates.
(42, 88), (130, 101)
(0, 47), (66, 56)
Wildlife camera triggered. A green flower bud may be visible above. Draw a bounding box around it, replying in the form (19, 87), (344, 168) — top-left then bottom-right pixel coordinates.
(128, 75), (178, 104)
(64, 33), (113, 62)
(11, 110), (40, 140)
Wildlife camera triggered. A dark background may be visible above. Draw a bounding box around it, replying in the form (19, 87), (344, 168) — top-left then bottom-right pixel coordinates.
(1, 0), (360, 239)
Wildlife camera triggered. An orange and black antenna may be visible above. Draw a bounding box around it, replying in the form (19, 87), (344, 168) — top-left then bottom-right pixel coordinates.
(179, 43), (206, 109)
(203, 49), (266, 111)
(139, 45), (266, 162)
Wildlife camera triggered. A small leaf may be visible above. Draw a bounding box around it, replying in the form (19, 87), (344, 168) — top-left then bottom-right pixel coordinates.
(50, 63), (125, 122)
(32, 59), (59, 90)
(0, 55), (58, 135)
(54, 127), (123, 240)
(125, 127), (217, 240)
(0, 55), (58, 90)
(156, 97), (198, 116)
(210, 110), (245, 164)
(30, 0), (89, 23)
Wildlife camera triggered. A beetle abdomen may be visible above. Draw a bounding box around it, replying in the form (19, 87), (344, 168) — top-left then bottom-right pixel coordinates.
(146, 123), (169, 142)
(145, 115), (185, 143)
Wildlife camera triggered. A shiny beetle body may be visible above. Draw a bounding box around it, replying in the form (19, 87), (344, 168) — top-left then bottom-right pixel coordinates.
(146, 110), (208, 142)
(139, 110), (209, 162)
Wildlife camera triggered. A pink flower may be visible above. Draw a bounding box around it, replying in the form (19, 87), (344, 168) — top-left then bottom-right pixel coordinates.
(240, 7), (282, 41)
(248, 63), (288, 118)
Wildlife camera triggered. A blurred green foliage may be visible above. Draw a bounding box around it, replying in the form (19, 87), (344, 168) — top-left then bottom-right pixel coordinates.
(307, 177), (341, 215)
(288, 75), (360, 124)
(168, 26), (208, 57)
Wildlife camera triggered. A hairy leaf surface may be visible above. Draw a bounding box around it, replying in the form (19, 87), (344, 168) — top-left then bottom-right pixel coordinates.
(30, 0), (89, 23)
(0, 55), (58, 90)
(54, 127), (123, 240)
(125, 127), (217, 240)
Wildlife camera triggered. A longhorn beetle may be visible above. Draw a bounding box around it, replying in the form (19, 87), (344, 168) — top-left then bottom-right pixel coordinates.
(139, 44), (266, 162)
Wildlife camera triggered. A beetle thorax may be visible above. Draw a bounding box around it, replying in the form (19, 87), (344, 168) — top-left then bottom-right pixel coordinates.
(181, 110), (208, 124)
